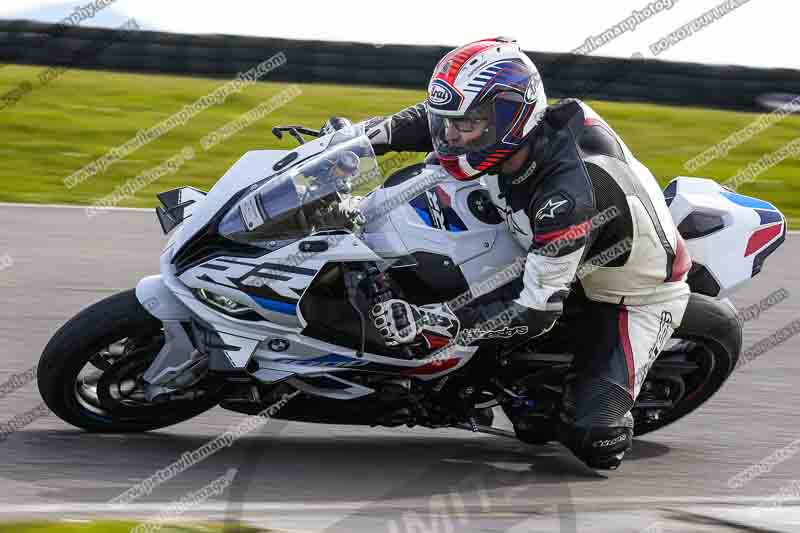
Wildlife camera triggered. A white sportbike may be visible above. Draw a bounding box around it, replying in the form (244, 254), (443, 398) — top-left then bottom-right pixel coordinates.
(39, 122), (786, 441)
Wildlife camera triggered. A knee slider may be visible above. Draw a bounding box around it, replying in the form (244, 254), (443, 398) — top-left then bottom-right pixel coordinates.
(585, 425), (632, 454)
(557, 420), (633, 469)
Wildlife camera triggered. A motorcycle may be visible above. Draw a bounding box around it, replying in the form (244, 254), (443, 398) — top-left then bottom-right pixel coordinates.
(38, 120), (786, 443)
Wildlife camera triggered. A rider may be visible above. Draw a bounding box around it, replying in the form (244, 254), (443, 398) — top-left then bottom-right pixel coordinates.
(331, 37), (691, 470)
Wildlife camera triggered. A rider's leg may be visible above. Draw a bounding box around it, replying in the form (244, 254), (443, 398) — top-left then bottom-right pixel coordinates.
(556, 295), (688, 470)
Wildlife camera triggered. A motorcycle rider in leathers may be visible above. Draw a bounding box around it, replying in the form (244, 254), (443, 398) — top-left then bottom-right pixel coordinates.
(330, 37), (691, 470)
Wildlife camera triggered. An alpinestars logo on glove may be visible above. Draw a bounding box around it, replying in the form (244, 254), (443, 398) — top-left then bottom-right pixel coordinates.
(464, 325), (529, 340)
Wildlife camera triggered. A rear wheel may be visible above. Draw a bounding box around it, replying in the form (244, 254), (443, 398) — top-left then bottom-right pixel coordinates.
(503, 294), (742, 441)
(632, 294), (742, 437)
(38, 290), (221, 432)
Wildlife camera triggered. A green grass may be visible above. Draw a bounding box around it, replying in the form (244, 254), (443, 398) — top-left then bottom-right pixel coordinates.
(0, 520), (265, 532)
(1, 64), (799, 225)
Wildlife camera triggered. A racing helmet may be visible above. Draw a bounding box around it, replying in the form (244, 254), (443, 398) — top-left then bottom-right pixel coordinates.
(427, 37), (548, 180)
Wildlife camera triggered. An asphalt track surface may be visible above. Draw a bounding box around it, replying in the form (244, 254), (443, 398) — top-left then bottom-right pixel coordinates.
(1, 203), (800, 532)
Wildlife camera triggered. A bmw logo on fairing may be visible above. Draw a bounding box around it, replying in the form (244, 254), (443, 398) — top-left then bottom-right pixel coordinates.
(268, 338), (290, 352)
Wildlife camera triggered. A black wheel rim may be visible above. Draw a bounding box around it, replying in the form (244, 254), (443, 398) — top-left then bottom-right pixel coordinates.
(632, 336), (716, 428)
(72, 333), (197, 423)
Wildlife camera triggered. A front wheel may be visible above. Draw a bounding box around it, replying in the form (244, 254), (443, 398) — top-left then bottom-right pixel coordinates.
(38, 289), (221, 432)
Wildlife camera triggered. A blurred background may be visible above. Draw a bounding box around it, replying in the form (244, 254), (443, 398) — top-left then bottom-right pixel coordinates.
(1, 0), (799, 224)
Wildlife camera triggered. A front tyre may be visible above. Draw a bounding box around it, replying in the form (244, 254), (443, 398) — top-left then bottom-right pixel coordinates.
(38, 290), (220, 432)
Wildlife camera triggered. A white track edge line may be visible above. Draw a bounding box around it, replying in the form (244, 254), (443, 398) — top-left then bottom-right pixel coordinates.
(1, 202), (799, 234)
(0, 497), (799, 514)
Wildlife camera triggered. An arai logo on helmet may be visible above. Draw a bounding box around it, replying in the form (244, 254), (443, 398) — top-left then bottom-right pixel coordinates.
(429, 82), (453, 106)
(427, 80), (463, 111)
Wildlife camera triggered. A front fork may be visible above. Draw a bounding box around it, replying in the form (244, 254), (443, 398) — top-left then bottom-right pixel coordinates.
(135, 275), (206, 401)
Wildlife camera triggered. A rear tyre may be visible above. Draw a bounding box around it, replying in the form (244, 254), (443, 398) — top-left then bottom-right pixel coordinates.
(38, 290), (221, 432)
(633, 293), (742, 437)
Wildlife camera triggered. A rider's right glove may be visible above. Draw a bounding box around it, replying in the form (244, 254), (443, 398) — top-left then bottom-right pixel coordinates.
(319, 116), (353, 137)
(322, 115), (392, 152)
(362, 116), (392, 153)
(370, 299), (460, 350)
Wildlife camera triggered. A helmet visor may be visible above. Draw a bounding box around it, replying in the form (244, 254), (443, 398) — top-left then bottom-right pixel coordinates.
(429, 99), (497, 157)
(429, 91), (525, 157)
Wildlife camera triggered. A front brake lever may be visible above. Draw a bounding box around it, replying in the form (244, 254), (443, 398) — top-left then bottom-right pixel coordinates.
(296, 127), (323, 137)
(272, 126), (324, 146)
(288, 129), (306, 145)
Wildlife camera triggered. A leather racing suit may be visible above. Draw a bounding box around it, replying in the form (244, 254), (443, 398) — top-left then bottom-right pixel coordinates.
(362, 98), (691, 469)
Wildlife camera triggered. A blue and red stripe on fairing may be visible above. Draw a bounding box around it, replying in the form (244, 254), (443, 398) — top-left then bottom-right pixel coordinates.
(755, 209), (783, 225)
(745, 223), (784, 257)
(252, 296), (297, 315)
(275, 352), (462, 375)
(720, 190), (785, 257)
(400, 357), (461, 375)
(720, 191), (778, 212)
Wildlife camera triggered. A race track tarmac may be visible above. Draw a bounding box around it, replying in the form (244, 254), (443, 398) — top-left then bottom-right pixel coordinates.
(1, 204), (799, 532)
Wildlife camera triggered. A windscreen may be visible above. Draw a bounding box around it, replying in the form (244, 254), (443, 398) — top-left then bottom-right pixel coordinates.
(218, 131), (382, 246)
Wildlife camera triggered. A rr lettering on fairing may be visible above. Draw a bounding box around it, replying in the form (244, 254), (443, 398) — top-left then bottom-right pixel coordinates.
(411, 186), (467, 232)
(272, 354), (372, 368)
(426, 189), (446, 230)
(214, 258), (315, 299)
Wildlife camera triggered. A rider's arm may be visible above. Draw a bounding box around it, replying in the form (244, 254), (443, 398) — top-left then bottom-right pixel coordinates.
(510, 189), (596, 335)
(455, 121), (599, 345)
(362, 102), (433, 156)
(371, 187), (597, 351)
(460, 195), (596, 345)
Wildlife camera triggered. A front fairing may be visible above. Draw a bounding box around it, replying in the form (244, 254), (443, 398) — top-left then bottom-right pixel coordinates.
(166, 133), (339, 258)
(163, 150), (286, 259)
(217, 134), (379, 247)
